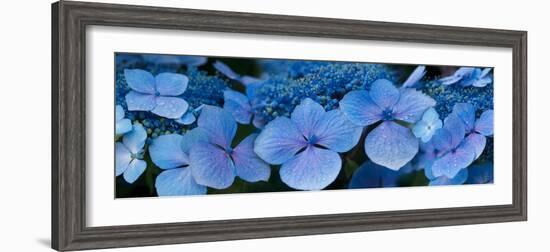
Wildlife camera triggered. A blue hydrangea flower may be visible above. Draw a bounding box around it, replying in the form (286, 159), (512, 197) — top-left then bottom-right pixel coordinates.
(412, 107), (442, 143)
(189, 106), (271, 189)
(426, 165), (468, 186)
(115, 123), (147, 183)
(339, 79), (436, 170)
(115, 105), (132, 135)
(349, 161), (411, 189)
(466, 162), (494, 184)
(402, 65), (426, 88)
(213, 60), (264, 86)
(223, 88), (267, 128)
(148, 128), (208, 196)
(439, 67), (493, 87)
(254, 98), (362, 190)
(124, 69), (190, 119)
(452, 103), (493, 159)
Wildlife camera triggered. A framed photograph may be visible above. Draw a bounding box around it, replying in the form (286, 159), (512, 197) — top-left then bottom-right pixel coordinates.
(52, 1), (527, 251)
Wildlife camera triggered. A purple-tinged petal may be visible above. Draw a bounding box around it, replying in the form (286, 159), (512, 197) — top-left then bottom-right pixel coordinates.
(349, 161), (400, 189)
(465, 133), (486, 159)
(189, 142), (235, 189)
(180, 128), (209, 154)
(369, 79), (400, 109)
(314, 109), (363, 152)
(443, 113), (466, 149)
(280, 146), (341, 190)
(339, 90), (383, 126)
(122, 123), (147, 154)
(151, 96), (189, 119)
(149, 134), (187, 169)
(197, 105), (237, 149)
(291, 98), (325, 139)
(115, 105), (125, 121)
(155, 168), (207, 196)
(223, 89), (252, 124)
(252, 114), (267, 129)
(254, 117), (307, 165)
(429, 168), (468, 186)
(475, 110), (494, 136)
(124, 69), (155, 94)
(115, 143), (131, 176)
(123, 159), (147, 184)
(392, 89), (436, 123)
(365, 121), (419, 170)
(125, 91), (156, 112)
(175, 111), (196, 125)
(232, 134), (271, 182)
(453, 103), (476, 132)
(116, 118), (132, 136)
(213, 61), (240, 80)
(431, 142), (475, 178)
(155, 73), (188, 96)
(418, 141), (437, 171)
(431, 128), (453, 153)
(402, 65), (426, 88)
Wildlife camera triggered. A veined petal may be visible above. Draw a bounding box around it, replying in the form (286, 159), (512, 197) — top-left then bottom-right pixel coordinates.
(314, 109), (363, 152)
(349, 161), (400, 188)
(197, 105), (237, 149)
(465, 133), (486, 159)
(115, 105), (125, 121)
(125, 91), (156, 112)
(339, 90), (383, 126)
(475, 110), (494, 136)
(189, 142), (235, 189)
(123, 159), (147, 184)
(443, 113), (466, 149)
(116, 118), (132, 136)
(124, 69), (155, 94)
(364, 121), (419, 170)
(402, 65), (426, 88)
(149, 134), (188, 169)
(453, 103), (476, 131)
(393, 89), (436, 123)
(180, 128), (209, 154)
(155, 73), (188, 96)
(115, 142), (131, 176)
(291, 98), (325, 139)
(280, 146), (341, 190)
(155, 168), (207, 196)
(151, 96), (189, 119)
(232, 134), (271, 182)
(254, 117), (307, 165)
(431, 128), (453, 153)
(369, 79), (400, 109)
(431, 142), (475, 178)
(122, 123), (147, 154)
(223, 90), (252, 124)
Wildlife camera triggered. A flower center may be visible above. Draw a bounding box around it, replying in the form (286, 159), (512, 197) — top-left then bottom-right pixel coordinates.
(307, 135), (318, 145)
(154, 91), (161, 96)
(226, 147), (234, 155)
(382, 109), (394, 121)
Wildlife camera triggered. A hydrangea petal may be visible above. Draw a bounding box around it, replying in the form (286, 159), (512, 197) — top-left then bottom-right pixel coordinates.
(223, 90), (252, 124)
(115, 142), (131, 176)
(393, 89), (436, 123)
(443, 113), (466, 149)
(475, 110), (494, 136)
(466, 162), (494, 184)
(197, 105), (237, 149)
(150, 96), (189, 119)
(369, 79), (400, 109)
(453, 103), (476, 131)
(189, 142), (235, 189)
(254, 117), (307, 165)
(402, 65), (426, 88)
(124, 69), (155, 94)
(178, 56), (207, 67)
(180, 128), (209, 154)
(155, 73), (188, 96)
(473, 77), (492, 87)
(339, 90), (383, 126)
(125, 91), (156, 112)
(214, 61), (240, 80)
(122, 123), (147, 154)
(291, 98), (325, 139)
(429, 168), (468, 186)
(155, 168), (207, 196)
(232, 134), (271, 182)
(149, 134), (188, 169)
(431, 128), (453, 153)
(252, 115), (267, 129)
(431, 143), (475, 178)
(175, 111), (196, 125)
(116, 118), (132, 135)
(123, 159), (147, 184)
(115, 105), (125, 121)
(280, 146), (341, 190)
(314, 109), (363, 152)
(465, 133), (486, 159)
(365, 121), (419, 170)
(349, 161), (400, 188)
(439, 75), (462, 86)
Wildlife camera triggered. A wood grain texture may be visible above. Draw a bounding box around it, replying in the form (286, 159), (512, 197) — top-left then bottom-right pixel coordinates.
(51, 1), (527, 251)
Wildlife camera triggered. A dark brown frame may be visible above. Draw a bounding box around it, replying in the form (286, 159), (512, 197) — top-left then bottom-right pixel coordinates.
(52, 1), (527, 251)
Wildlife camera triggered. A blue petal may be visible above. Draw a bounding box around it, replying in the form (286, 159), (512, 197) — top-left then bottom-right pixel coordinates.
(280, 146), (341, 190)
(314, 109), (363, 152)
(402, 65), (426, 88)
(115, 105), (125, 121)
(116, 118), (132, 135)
(232, 134), (271, 182)
(443, 113), (466, 149)
(465, 133), (486, 159)
(115, 142), (131, 176)
(122, 123), (147, 154)
(392, 89), (436, 123)
(189, 142), (235, 189)
(154, 73), (188, 96)
(480, 68), (492, 78)
(178, 56), (207, 67)
(124, 69), (155, 94)
(431, 128), (453, 153)
(180, 128), (209, 154)
(349, 161), (400, 188)
(412, 108), (442, 143)
(473, 77), (492, 87)
(439, 75), (462, 86)
(175, 111), (196, 125)
(466, 162), (493, 184)
(418, 141), (437, 171)
(453, 103), (476, 131)
(475, 110), (493, 136)
(155, 168), (207, 196)
(431, 142), (475, 178)
(339, 90), (383, 126)
(252, 115), (267, 129)
(365, 121), (419, 170)
(149, 134), (188, 169)
(123, 159), (147, 184)
(240, 76), (263, 86)
(429, 168), (468, 186)
(151, 96), (189, 119)
(291, 98), (325, 139)
(223, 89), (252, 124)
(213, 60), (240, 80)
(369, 79), (400, 109)
(412, 120), (430, 142)
(125, 91), (156, 111)
(197, 105), (237, 149)
(254, 117), (307, 165)
(423, 107), (441, 123)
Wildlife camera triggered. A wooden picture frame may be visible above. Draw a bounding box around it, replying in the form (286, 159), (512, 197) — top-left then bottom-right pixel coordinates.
(52, 1), (527, 251)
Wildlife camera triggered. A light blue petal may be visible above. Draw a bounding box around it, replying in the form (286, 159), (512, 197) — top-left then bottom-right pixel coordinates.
(459, 68), (481, 87)
(150, 96), (189, 119)
(280, 146), (341, 190)
(223, 89), (252, 124)
(465, 133), (486, 159)
(431, 128), (453, 153)
(115, 105), (125, 121)
(339, 90), (383, 126)
(155, 73), (188, 96)
(443, 113), (466, 149)
(473, 77), (492, 87)
(466, 162), (493, 184)
(454, 67), (475, 80)
(475, 110), (494, 136)
(402, 65), (426, 88)
(115, 142), (131, 176)
(155, 168), (207, 196)
(149, 134), (188, 169)
(424, 164), (435, 180)
(429, 168), (468, 186)
(423, 107), (440, 123)
(124, 69), (155, 94)
(123, 159), (147, 184)
(175, 111), (196, 125)
(392, 89), (436, 123)
(197, 105), (237, 149)
(412, 120), (430, 141)
(431, 142), (475, 178)
(122, 123), (147, 154)
(224, 89), (250, 105)
(418, 141), (437, 171)
(178, 56), (207, 67)
(349, 161), (400, 189)
(180, 128), (209, 154)
(189, 142), (235, 189)
(314, 109), (363, 152)
(232, 134), (271, 182)
(365, 121), (419, 170)
(125, 91), (156, 112)
(453, 103), (476, 131)
(240, 76), (263, 86)
(116, 118), (132, 135)
(254, 117), (307, 165)
(480, 68), (492, 78)
(439, 75), (462, 86)
(369, 79), (400, 109)
(213, 61), (240, 80)
(291, 98), (325, 139)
